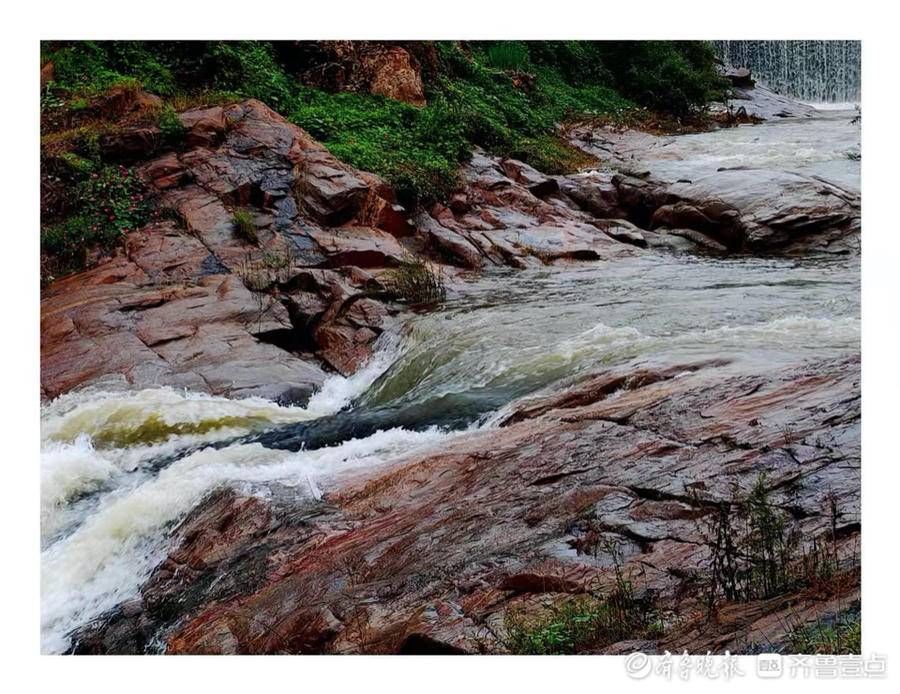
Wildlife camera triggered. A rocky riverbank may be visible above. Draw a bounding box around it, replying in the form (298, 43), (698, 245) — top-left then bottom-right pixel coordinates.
(41, 85), (860, 402)
(42, 62), (861, 654)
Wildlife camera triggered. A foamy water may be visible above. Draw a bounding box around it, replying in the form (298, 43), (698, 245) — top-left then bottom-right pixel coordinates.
(620, 110), (860, 192)
(40, 334), (442, 652)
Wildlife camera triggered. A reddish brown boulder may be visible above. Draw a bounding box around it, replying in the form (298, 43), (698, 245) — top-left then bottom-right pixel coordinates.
(307, 226), (407, 268)
(178, 106), (227, 147)
(363, 46), (427, 107)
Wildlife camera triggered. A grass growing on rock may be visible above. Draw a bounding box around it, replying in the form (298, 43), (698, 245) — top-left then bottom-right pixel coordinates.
(383, 255), (447, 306)
(787, 609), (861, 654)
(502, 568), (663, 654)
(696, 473), (854, 609)
(231, 209), (259, 245)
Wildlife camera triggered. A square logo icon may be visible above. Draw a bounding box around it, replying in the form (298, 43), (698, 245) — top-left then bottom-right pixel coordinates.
(757, 654), (784, 679)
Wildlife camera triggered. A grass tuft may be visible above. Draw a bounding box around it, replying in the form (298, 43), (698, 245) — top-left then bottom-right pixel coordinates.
(232, 208), (258, 245)
(788, 609), (861, 654)
(382, 255), (447, 306)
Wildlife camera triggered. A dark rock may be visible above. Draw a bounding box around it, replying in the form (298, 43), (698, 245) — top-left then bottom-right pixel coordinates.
(723, 66), (755, 88)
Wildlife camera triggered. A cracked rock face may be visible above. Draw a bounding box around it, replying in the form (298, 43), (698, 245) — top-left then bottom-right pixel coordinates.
(69, 356), (859, 654)
(41, 100), (409, 400)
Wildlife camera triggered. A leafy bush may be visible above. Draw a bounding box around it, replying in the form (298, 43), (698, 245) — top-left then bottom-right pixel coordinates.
(41, 165), (150, 279)
(208, 41), (293, 108)
(591, 41), (727, 119)
(44, 41), (176, 96)
(156, 104), (186, 146)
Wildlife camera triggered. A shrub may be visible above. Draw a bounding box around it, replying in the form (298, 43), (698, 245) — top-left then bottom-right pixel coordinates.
(592, 41), (727, 120)
(697, 473), (849, 608)
(41, 165), (150, 279)
(232, 209), (258, 245)
(156, 104), (186, 146)
(208, 41), (293, 108)
(383, 255), (446, 306)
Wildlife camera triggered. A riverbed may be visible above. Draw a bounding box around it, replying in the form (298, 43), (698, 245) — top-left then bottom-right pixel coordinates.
(40, 110), (861, 653)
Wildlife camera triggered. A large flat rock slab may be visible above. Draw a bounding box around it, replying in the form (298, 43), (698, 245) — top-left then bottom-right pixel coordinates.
(71, 356), (859, 654)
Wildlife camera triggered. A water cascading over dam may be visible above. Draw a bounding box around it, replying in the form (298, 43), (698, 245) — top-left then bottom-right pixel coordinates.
(713, 40), (861, 103)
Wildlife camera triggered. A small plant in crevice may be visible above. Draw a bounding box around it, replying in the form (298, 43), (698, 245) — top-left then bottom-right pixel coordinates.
(382, 254), (447, 307)
(502, 539), (663, 655)
(235, 244), (298, 328)
(156, 104), (186, 146)
(231, 208), (259, 245)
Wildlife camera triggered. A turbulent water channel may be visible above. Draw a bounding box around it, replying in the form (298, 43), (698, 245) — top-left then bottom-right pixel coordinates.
(40, 111), (861, 653)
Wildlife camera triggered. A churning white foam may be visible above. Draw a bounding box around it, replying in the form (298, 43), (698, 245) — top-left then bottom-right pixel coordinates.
(40, 335), (415, 653)
(41, 425), (453, 653)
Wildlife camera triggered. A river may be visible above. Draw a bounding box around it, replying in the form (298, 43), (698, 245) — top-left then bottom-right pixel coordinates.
(40, 109), (861, 653)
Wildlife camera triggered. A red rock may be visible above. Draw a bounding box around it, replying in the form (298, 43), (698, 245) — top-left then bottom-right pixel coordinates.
(363, 46), (426, 107)
(307, 226), (407, 268)
(73, 356), (859, 654)
(178, 106), (227, 147)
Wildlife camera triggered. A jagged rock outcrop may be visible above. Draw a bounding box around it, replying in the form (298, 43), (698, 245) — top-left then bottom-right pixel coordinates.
(290, 41), (427, 107)
(70, 355), (859, 654)
(41, 99), (410, 400)
(413, 150), (642, 269)
(42, 95), (862, 400)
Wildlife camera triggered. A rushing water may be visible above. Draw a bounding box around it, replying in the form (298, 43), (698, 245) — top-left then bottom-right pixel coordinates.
(40, 112), (861, 653)
(714, 40), (861, 103)
(621, 109), (861, 192)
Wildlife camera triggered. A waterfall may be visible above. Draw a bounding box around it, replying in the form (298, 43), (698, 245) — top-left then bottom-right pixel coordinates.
(713, 40), (860, 103)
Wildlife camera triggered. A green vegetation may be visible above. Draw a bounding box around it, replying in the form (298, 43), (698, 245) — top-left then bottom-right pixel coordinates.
(231, 208), (259, 245)
(788, 609), (861, 654)
(41, 165), (151, 281)
(156, 104), (186, 146)
(40, 41), (724, 277)
(503, 553), (662, 654)
(383, 255), (447, 306)
(484, 42), (530, 71)
(698, 473), (847, 607)
(41, 41), (724, 210)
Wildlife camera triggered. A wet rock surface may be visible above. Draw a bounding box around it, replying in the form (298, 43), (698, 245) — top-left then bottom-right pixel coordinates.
(43, 93), (861, 655)
(565, 119), (860, 254)
(42, 98), (861, 399)
(41, 100), (407, 399)
(69, 356), (860, 653)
